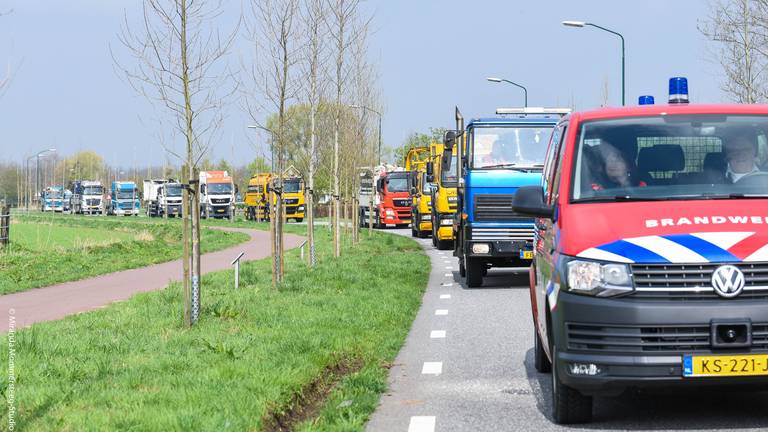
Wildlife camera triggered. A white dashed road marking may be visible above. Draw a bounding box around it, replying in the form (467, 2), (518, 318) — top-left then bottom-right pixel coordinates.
(444, 273), (451, 277)
(430, 330), (446, 338)
(441, 283), (453, 287)
(408, 416), (436, 432)
(435, 309), (448, 316)
(422, 362), (443, 375)
(440, 294), (451, 299)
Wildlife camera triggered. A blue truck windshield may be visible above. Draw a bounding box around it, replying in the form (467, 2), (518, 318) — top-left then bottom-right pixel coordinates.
(472, 126), (552, 169)
(116, 191), (136, 200)
(46, 191), (63, 199)
(572, 115), (768, 202)
(208, 183), (232, 194)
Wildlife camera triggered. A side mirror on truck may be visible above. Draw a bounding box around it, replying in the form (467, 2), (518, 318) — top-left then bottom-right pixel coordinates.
(512, 186), (553, 219)
(426, 161), (433, 176)
(443, 130), (456, 150)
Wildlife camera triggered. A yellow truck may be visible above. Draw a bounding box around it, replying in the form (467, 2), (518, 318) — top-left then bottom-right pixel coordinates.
(244, 169), (306, 222)
(405, 146), (432, 238)
(245, 173), (272, 221)
(427, 141), (458, 249)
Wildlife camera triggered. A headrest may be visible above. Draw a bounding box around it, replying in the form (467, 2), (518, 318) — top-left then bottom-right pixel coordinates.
(637, 144), (685, 172)
(703, 152), (726, 171)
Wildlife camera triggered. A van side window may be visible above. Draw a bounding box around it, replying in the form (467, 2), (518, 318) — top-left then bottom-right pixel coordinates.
(542, 126), (561, 201)
(546, 126), (567, 205)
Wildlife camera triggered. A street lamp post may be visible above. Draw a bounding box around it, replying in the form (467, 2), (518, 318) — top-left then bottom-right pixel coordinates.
(486, 77), (528, 107)
(562, 20), (625, 106)
(32, 148), (56, 209)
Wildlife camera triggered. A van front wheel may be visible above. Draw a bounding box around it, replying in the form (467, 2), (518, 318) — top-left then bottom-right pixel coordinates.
(551, 346), (593, 424)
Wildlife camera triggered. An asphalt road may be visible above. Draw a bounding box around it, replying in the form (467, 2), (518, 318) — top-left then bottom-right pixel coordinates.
(366, 228), (768, 432)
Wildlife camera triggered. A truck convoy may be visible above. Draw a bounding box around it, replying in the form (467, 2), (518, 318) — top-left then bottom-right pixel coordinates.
(109, 181), (140, 216)
(427, 141), (458, 249)
(71, 180), (104, 215)
(443, 107), (569, 287)
(244, 171), (305, 222)
(405, 146), (433, 238)
(199, 170), (235, 219)
(143, 179), (183, 217)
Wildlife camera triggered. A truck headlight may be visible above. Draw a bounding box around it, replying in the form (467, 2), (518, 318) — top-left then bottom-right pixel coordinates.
(422, 214), (431, 221)
(447, 196), (458, 203)
(566, 260), (632, 297)
(298, 206), (305, 211)
(385, 209), (394, 216)
(440, 218), (452, 226)
(472, 243), (490, 254)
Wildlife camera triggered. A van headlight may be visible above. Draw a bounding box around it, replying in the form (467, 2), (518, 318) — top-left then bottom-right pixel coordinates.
(566, 260), (633, 297)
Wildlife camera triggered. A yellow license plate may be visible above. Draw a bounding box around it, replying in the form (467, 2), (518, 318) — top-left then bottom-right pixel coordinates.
(520, 250), (534, 260)
(683, 354), (768, 377)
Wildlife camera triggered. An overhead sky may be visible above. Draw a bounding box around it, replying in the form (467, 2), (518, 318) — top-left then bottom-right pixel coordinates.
(0, 0), (725, 167)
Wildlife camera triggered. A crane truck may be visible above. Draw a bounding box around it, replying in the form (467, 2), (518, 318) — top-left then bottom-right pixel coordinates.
(405, 146), (433, 238)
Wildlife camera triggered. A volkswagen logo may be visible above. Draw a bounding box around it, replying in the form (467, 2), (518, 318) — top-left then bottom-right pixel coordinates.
(711, 265), (746, 298)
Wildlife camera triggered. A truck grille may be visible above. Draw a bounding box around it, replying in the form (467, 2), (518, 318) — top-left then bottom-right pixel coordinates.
(473, 194), (528, 221)
(470, 227), (533, 241)
(631, 262), (768, 300)
(284, 198), (299, 205)
(393, 199), (410, 208)
(567, 322), (768, 353)
(86, 199), (100, 206)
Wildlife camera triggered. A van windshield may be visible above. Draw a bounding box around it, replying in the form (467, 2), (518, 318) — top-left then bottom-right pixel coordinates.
(571, 115), (768, 202)
(472, 126), (552, 169)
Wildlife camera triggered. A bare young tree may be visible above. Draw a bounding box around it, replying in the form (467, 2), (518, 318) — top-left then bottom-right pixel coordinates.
(302, 0), (328, 266)
(700, 0), (768, 102)
(246, 0), (302, 286)
(326, 0), (368, 258)
(115, 0), (238, 326)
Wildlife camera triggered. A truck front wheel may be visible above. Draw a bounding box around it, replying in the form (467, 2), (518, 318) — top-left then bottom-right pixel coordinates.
(464, 256), (483, 287)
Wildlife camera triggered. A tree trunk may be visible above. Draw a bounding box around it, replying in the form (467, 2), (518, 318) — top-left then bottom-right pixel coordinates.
(182, 164), (192, 326)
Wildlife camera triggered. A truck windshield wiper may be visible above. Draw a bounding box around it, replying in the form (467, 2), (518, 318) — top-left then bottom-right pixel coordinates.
(480, 163), (535, 171)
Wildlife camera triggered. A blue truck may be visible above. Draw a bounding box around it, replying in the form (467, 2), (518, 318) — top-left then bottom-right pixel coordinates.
(109, 181), (141, 216)
(443, 107), (569, 287)
(40, 186), (65, 212)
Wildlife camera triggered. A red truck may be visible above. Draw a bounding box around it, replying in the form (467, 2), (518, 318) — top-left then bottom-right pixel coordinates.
(374, 169), (412, 228)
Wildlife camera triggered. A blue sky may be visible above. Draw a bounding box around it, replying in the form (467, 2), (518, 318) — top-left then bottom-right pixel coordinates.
(0, 0), (724, 167)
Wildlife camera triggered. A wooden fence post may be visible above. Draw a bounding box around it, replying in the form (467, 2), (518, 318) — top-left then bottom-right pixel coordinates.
(0, 204), (10, 248)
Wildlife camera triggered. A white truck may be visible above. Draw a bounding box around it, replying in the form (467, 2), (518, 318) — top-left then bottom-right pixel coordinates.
(199, 170), (235, 219)
(143, 179), (166, 217)
(71, 180), (104, 215)
(143, 179), (184, 217)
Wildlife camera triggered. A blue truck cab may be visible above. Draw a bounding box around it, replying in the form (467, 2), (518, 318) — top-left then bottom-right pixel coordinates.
(110, 181), (141, 216)
(40, 186), (65, 212)
(444, 107), (569, 287)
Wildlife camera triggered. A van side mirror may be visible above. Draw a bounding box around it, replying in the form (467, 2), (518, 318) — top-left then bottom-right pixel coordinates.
(512, 186), (553, 219)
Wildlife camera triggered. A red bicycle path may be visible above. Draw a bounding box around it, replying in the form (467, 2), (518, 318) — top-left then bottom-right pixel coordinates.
(0, 227), (304, 333)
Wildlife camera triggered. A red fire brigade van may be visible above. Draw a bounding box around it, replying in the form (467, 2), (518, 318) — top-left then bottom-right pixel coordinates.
(514, 89), (768, 423)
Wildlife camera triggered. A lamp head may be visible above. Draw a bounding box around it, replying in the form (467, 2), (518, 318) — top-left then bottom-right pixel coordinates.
(562, 20), (586, 28)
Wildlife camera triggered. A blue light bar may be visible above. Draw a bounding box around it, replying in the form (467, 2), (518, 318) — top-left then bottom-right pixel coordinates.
(638, 95), (655, 105)
(669, 77), (689, 104)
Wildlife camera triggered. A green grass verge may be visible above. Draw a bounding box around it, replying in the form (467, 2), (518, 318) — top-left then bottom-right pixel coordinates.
(1, 226), (429, 431)
(0, 214), (250, 295)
